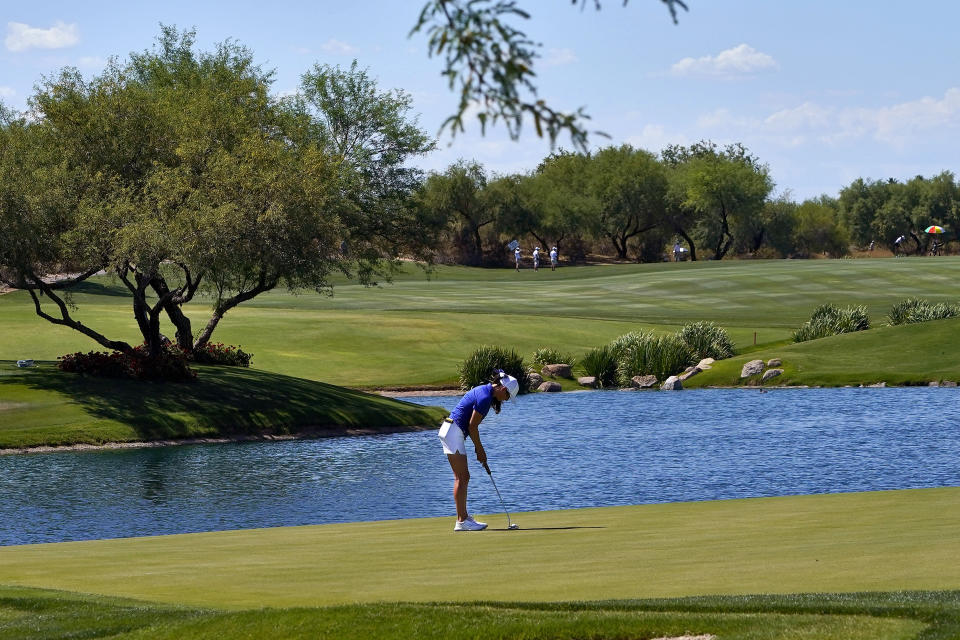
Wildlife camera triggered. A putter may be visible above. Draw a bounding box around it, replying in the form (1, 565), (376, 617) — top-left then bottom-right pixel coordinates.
(482, 462), (519, 530)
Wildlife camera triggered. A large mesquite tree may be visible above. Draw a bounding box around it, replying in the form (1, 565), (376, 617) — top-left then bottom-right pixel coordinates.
(663, 141), (773, 260)
(0, 27), (430, 359)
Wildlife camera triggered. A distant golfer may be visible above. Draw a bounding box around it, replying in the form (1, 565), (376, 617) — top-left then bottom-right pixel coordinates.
(514, 246), (521, 271)
(438, 370), (519, 531)
(550, 246), (558, 271)
(533, 247), (540, 271)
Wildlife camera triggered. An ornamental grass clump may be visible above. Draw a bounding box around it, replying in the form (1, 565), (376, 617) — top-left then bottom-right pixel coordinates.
(793, 303), (870, 343)
(531, 347), (575, 367)
(458, 345), (528, 394)
(607, 331), (652, 360)
(888, 298), (960, 325)
(615, 332), (695, 385)
(676, 321), (735, 361)
(579, 345), (618, 388)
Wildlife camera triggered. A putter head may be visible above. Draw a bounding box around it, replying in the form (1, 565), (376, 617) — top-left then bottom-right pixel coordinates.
(508, 523), (519, 530)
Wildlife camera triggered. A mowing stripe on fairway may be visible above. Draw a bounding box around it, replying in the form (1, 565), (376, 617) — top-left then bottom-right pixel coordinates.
(0, 487), (957, 609)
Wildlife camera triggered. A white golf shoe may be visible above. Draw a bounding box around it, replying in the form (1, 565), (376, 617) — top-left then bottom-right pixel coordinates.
(454, 517), (487, 531)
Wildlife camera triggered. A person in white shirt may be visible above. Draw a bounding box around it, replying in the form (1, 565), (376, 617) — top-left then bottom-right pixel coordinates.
(549, 246), (558, 271)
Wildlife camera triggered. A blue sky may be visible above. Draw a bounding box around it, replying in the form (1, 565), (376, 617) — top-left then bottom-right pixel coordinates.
(2, 1), (958, 200)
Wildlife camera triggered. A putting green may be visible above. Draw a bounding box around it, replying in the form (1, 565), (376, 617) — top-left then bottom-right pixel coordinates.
(1, 487), (957, 609)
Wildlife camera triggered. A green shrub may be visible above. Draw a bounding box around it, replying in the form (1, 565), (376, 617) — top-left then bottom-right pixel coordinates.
(616, 333), (695, 385)
(888, 298), (960, 325)
(458, 345), (529, 394)
(531, 347), (575, 367)
(58, 346), (196, 382)
(190, 342), (253, 367)
(579, 345), (618, 388)
(793, 303), (870, 343)
(676, 321), (735, 360)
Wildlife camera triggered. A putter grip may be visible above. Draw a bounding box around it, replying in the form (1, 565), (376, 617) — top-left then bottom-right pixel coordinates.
(482, 462), (491, 474)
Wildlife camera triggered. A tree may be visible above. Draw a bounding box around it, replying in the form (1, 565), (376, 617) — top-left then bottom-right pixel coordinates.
(410, 0), (687, 149)
(525, 151), (598, 260)
(837, 178), (890, 248)
(758, 194), (798, 257)
(417, 160), (493, 265)
(586, 145), (668, 261)
(0, 27), (427, 360)
(792, 198), (849, 258)
(663, 141), (773, 260)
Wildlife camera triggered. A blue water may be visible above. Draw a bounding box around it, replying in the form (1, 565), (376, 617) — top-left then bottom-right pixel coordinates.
(1, 387), (958, 546)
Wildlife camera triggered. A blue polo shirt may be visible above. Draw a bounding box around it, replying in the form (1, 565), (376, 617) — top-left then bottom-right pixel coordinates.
(449, 384), (493, 436)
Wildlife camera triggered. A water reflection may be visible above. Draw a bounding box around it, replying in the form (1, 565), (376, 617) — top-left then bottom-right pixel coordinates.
(1, 388), (958, 545)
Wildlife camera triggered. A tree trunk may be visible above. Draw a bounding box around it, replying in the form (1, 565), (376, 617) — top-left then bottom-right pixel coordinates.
(677, 228), (697, 261)
(194, 272), (278, 349)
(151, 275), (197, 351)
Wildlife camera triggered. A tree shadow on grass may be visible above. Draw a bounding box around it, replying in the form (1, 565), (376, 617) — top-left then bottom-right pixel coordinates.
(1, 362), (444, 443)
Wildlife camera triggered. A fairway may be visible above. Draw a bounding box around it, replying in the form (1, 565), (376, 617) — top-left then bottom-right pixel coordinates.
(1, 487), (958, 609)
(3, 257), (960, 387)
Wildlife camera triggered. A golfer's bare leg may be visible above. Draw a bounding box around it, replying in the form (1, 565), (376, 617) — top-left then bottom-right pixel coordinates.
(447, 453), (470, 521)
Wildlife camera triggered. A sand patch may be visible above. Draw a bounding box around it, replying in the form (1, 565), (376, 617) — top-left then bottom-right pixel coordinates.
(0, 402), (27, 411)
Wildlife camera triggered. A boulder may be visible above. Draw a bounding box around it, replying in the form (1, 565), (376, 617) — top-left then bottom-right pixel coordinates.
(679, 366), (701, 382)
(537, 381), (562, 392)
(660, 375), (683, 391)
(740, 359), (765, 378)
(761, 368), (783, 382)
(943, 380), (958, 387)
(631, 374), (658, 389)
(696, 358), (715, 369)
(541, 363), (573, 379)
(767, 358), (782, 368)
(929, 381), (940, 387)
(577, 376), (598, 389)
(867, 381), (887, 388)
(526, 373), (544, 390)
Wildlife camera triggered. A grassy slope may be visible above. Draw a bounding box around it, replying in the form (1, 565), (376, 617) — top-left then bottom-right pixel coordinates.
(0, 487), (957, 609)
(2, 257), (960, 387)
(687, 317), (960, 388)
(0, 361), (445, 449)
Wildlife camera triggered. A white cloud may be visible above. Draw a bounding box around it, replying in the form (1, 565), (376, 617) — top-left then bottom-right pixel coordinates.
(757, 88), (960, 147)
(671, 43), (778, 77)
(687, 88), (960, 155)
(319, 39), (358, 56)
(624, 124), (689, 152)
(0, 86), (15, 98)
(5, 21), (79, 52)
(542, 48), (577, 67)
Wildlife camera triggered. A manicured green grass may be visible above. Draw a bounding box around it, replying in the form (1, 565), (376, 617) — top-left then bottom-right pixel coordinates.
(1, 488), (958, 607)
(687, 317), (960, 388)
(2, 257), (959, 387)
(0, 360), (445, 449)
(0, 586), (940, 639)
(1, 488), (959, 638)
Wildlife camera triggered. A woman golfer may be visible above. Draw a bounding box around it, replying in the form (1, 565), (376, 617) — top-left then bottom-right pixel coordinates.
(438, 370), (519, 531)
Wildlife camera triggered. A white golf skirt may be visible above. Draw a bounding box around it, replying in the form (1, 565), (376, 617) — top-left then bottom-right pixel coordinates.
(438, 418), (466, 455)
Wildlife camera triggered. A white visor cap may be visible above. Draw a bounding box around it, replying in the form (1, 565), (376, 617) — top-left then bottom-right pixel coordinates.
(500, 373), (520, 400)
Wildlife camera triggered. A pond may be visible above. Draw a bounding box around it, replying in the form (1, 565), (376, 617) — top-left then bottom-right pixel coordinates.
(1, 387), (958, 546)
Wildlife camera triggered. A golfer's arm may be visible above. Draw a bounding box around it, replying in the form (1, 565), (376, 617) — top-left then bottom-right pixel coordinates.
(468, 410), (484, 448)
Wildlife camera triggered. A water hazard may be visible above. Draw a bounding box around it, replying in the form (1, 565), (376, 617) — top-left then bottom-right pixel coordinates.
(1, 387), (958, 545)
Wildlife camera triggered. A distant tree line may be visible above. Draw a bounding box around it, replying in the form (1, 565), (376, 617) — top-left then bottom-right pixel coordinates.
(417, 144), (959, 265)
